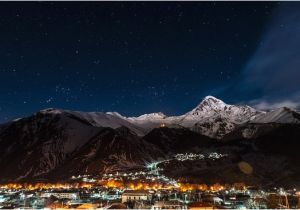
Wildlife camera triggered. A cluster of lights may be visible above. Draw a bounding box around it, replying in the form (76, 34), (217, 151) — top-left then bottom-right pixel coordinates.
(208, 152), (228, 159)
(175, 152), (228, 161)
(0, 182), (93, 190)
(175, 153), (205, 161)
(103, 171), (147, 178)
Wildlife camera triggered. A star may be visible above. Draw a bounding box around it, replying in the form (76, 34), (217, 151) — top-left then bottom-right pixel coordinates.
(0, 2), (291, 123)
(46, 97), (54, 103)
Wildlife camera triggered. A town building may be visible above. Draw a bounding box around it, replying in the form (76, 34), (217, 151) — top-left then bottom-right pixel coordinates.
(121, 190), (151, 203)
(152, 200), (186, 209)
(40, 191), (79, 200)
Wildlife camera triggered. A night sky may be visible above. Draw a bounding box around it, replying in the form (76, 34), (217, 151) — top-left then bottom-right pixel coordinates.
(1, 2), (300, 122)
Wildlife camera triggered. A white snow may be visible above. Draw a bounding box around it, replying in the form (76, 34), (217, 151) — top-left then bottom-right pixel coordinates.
(40, 108), (146, 136)
(251, 107), (300, 124)
(128, 112), (167, 121)
(181, 96), (259, 125)
(37, 96), (299, 139)
(122, 96), (260, 138)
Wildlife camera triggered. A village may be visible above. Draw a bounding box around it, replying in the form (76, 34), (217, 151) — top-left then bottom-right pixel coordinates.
(0, 181), (299, 209)
(0, 158), (299, 209)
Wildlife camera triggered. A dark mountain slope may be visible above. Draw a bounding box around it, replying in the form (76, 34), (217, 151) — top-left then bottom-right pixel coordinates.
(0, 111), (103, 181)
(143, 127), (216, 154)
(0, 111), (162, 182)
(49, 126), (165, 180)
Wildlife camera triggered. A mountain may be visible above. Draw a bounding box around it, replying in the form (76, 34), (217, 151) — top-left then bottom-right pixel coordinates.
(0, 110), (100, 181)
(37, 97), (261, 139)
(181, 96), (259, 125)
(251, 107), (300, 124)
(48, 126), (165, 179)
(0, 110), (160, 181)
(191, 115), (237, 139)
(126, 112), (168, 131)
(41, 108), (147, 136)
(125, 96), (261, 138)
(0, 96), (299, 185)
(221, 107), (300, 140)
(179, 96), (260, 138)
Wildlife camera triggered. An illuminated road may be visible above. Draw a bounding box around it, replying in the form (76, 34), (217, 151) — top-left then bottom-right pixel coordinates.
(145, 159), (173, 175)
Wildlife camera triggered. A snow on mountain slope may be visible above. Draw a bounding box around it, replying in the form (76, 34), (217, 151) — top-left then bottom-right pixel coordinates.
(125, 96), (261, 138)
(129, 112), (167, 121)
(4, 96), (298, 143)
(0, 111), (103, 180)
(41, 108), (146, 136)
(0, 110), (164, 181)
(126, 112), (171, 130)
(38, 96), (260, 139)
(177, 96), (261, 138)
(180, 96), (259, 126)
(251, 107), (300, 124)
(191, 115), (236, 139)
(42, 112), (100, 154)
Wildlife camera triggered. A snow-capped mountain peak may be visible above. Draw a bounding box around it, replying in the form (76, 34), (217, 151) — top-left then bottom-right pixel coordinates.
(189, 95), (227, 116)
(10, 96), (299, 141)
(183, 96), (258, 122)
(128, 112), (166, 121)
(178, 96), (261, 138)
(201, 95), (226, 105)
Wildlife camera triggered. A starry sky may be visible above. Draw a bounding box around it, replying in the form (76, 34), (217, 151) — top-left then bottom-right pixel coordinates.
(0, 2), (300, 122)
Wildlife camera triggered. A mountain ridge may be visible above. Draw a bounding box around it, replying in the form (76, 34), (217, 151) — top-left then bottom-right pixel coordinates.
(6, 96), (299, 139)
(0, 96), (300, 185)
